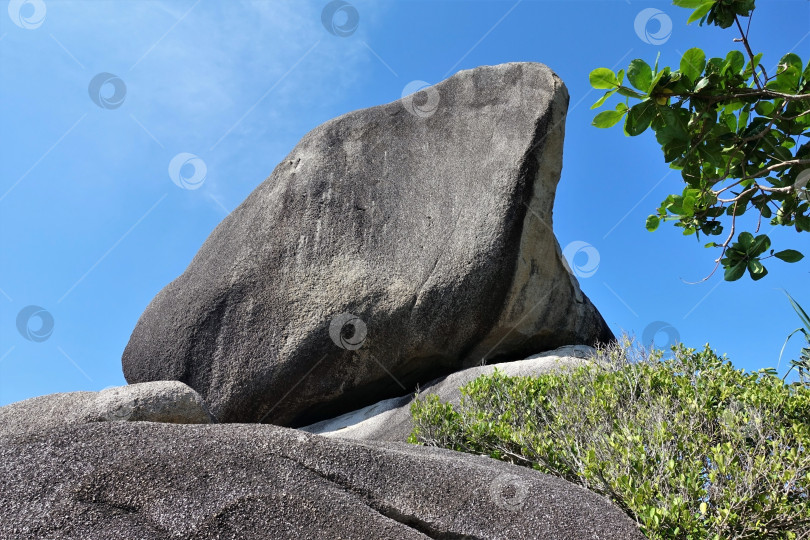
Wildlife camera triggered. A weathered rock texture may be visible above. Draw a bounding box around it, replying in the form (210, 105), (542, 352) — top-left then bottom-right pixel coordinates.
(301, 345), (595, 442)
(0, 381), (213, 437)
(122, 62), (614, 426)
(0, 422), (644, 539)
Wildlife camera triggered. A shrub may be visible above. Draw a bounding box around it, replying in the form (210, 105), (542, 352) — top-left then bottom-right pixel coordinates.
(409, 339), (810, 539)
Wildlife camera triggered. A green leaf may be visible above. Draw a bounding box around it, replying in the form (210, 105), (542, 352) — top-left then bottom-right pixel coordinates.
(776, 53), (803, 92)
(774, 250), (804, 263)
(592, 109), (626, 128)
(738, 232), (754, 250)
(683, 194), (696, 213)
(625, 100), (657, 136)
(724, 260), (747, 281)
(723, 50), (745, 75)
(747, 259), (768, 281)
(616, 87), (646, 99)
(738, 105), (751, 132)
(744, 52), (764, 78)
(654, 106), (690, 145)
(686, 1), (714, 24)
(698, 144), (722, 168)
(591, 89), (617, 110)
(759, 205), (772, 219)
(646, 215), (661, 232)
(627, 59), (653, 92)
(649, 67), (670, 95)
(784, 290), (810, 330)
(590, 68), (618, 90)
(751, 234), (771, 256)
(754, 101), (774, 116)
(720, 112), (736, 132)
(680, 48), (706, 82)
(673, 0), (707, 7)
(705, 56), (724, 75)
(733, 0), (755, 17)
(694, 77), (711, 93)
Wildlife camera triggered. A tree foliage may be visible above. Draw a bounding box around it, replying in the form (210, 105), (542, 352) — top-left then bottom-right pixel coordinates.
(590, 0), (810, 281)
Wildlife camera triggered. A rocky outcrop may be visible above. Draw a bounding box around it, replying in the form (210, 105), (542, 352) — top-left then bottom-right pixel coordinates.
(0, 422), (644, 539)
(302, 345), (596, 442)
(122, 62), (614, 426)
(0, 381), (214, 437)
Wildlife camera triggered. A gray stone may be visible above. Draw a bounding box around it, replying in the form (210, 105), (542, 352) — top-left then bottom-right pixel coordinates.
(122, 62), (614, 427)
(301, 345), (595, 442)
(91, 381), (216, 424)
(0, 381), (214, 437)
(0, 422), (644, 539)
(0, 391), (97, 438)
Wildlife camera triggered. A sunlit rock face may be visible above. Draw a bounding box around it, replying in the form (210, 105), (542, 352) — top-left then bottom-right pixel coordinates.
(122, 62), (614, 426)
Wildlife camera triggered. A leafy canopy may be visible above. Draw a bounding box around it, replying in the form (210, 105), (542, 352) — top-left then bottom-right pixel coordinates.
(590, 0), (810, 282)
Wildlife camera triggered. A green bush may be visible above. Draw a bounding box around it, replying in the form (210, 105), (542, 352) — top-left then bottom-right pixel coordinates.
(409, 340), (810, 539)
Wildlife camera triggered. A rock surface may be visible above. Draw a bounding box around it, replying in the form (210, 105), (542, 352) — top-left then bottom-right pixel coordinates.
(0, 422), (644, 539)
(123, 62), (614, 426)
(0, 381), (214, 437)
(301, 345), (595, 442)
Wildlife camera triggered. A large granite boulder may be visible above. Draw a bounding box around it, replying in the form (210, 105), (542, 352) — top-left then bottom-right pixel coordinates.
(0, 422), (644, 539)
(0, 381), (214, 437)
(122, 62), (614, 426)
(301, 345), (596, 442)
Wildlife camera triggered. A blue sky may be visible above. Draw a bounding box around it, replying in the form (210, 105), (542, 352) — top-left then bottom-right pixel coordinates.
(1, 0), (808, 406)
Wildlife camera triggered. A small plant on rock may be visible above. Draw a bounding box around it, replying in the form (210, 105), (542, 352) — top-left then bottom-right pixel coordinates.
(780, 291), (810, 387)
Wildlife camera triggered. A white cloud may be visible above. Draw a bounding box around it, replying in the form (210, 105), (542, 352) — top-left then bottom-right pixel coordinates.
(22, 0), (382, 213)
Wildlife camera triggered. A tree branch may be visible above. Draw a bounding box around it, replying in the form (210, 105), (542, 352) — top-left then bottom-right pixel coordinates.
(734, 15), (765, 89)
(713, 158), (810, 201)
